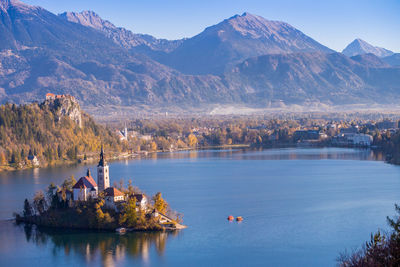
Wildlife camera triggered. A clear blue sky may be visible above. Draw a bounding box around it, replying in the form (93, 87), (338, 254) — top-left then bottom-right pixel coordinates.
(24, 0), (400, 52)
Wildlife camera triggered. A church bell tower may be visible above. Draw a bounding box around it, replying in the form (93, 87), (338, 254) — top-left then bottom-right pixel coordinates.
(97, 145), (110, 191)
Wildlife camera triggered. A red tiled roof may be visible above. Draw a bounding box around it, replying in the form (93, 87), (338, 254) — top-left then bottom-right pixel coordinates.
(72, 175), (97, 189)
(104, 187), (124, 197)
(46, 93), (55, 97)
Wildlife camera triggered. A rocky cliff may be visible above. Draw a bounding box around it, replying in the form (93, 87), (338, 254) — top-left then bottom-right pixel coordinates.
(44, 96), (82, 128)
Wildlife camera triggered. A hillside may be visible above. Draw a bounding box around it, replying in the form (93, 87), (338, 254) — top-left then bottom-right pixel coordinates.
(383, 53), (400, 66)
(1, 0), (400, 111)
(225, 52), (400, 105)
(58, 10), (184, 53)
(0, 95), (124, 170)
(158, 12), (334, 75)
(0, 0), (239, 107)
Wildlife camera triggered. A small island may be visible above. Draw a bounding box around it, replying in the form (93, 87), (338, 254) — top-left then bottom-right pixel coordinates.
(15, 147), (186, 232)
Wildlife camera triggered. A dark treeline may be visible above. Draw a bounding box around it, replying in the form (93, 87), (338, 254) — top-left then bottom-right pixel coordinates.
(339, 205), (400, 266)
(375, 132), (400, 164)
(0, 102), (125, 169)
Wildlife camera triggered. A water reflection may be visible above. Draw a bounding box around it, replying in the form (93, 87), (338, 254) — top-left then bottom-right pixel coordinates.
(151, 147), (383, 162)
(19, 223), (179, 266)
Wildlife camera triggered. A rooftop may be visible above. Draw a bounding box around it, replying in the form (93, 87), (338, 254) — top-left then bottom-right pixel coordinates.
(104, 187), (124, 197)
(72, 170), (97, 189)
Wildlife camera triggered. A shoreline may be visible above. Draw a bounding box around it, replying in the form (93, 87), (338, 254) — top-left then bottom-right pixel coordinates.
(0, 143), (387, 172)
(14, 218), (170, 233)
(0, 144), (251, 172)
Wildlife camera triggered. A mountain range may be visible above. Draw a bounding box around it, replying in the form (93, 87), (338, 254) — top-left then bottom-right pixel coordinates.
(0, 0), (400, 112)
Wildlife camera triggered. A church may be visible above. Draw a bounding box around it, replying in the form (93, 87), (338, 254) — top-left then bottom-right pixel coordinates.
(72, 146), (111, 201)
(72, 147), (148, 209)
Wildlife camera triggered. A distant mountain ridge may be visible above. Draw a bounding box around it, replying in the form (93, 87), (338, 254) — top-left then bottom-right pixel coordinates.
(1, 0), (400, 111)
(158, 12), (334, 74)
(342, 38), (394, 58)
(383, 53), (400, 66)
(226, 52), (400, 105)
(59, 11), (184, 53)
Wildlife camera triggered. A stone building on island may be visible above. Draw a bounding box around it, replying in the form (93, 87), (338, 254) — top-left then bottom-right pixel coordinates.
(104, 187), (125, 208)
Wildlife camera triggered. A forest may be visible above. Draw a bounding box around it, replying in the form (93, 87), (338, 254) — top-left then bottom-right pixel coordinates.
(0, 101), (125, 170)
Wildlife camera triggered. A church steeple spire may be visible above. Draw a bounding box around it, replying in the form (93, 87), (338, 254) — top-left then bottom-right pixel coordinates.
(98, 145), (106, 167)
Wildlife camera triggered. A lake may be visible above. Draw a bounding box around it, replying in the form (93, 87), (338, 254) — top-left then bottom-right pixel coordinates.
(0, 147), (399, 266)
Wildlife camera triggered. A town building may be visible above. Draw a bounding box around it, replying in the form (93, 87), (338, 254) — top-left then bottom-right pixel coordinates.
(340, 126), (359, 134)
(376, 120), (397, 130)
(72, 169), (98, 201)
(332, 133), (373, 147)
(294, 130), (321, 141)
(346, 133), (373, 146)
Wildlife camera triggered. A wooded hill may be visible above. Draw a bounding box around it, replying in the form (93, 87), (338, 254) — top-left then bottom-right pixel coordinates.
(0, 98), (125, 170)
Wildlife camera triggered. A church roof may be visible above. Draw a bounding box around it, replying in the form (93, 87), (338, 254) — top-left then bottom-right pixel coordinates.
(73, 174), (97, 189)
(104, 187), (124, 197)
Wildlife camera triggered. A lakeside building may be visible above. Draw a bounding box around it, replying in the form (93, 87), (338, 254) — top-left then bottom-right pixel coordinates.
(27, 155), (39, 167)
(332, 133), (373, 147)
(294, 130), (327, 141)
(72, 147), (148, 208)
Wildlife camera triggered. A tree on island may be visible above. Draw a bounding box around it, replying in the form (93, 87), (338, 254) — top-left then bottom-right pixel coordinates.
(23, 199), (33, 218)
(33, 191), (46, 215)
(119, 197), (138, 227)
(153, 192), (168, 214)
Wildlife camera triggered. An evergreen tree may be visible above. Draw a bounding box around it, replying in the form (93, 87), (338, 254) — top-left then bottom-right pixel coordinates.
(23, 199), (33, 218)
(119, 198), (137, 227)
(33, 191), (46, 215)
(57, 144), (62, 159)
(153, 192), (168, 214)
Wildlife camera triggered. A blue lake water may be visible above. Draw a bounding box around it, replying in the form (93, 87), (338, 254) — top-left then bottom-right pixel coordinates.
(0, 147), (399, 266)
